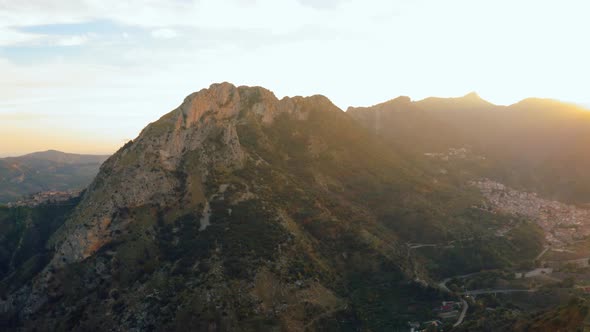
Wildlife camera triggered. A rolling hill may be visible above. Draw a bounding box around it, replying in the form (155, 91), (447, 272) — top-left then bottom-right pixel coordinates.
(0, 150), (109, 203)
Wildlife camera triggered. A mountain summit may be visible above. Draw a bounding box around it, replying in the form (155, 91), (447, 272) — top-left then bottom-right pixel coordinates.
(51, 83), (342, 264)
(462, 91), (482, 100)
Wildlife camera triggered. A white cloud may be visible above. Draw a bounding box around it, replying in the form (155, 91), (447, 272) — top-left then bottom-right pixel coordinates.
(55, 34), (89, 46)
(151, 28), (178, 39)
(0, 27), (43, 46)
(0, 0), (328, 32)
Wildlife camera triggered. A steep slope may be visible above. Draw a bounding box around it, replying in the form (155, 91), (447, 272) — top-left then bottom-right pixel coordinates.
(0, 199), (80, 295)
(349, 94), (590, 205)
(0, 83), (542, 331)
(0, 151), (109, 203)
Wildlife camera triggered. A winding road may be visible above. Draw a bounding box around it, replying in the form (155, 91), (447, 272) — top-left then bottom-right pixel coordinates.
(437, 272), (482, 293)
(453, 298), (468, 327)
(437, 271), (539, 328)
(462, 288), (536, 296)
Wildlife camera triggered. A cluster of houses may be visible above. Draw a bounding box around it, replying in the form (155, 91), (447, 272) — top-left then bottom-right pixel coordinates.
(545, 258), (590, 269)
(434, 300), (462, 320)
(6, 190), (81, 208)
(424, 147), (485, 162)
(407, 301), (462, 331)
(471, 178), (590, 246)
(515, 267), (553, 279)
(408, 320), (444, 332)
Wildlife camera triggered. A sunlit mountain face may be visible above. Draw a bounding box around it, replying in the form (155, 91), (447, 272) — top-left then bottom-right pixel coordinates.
(0, 83), (589, 331)
(2, 1), (590, 331)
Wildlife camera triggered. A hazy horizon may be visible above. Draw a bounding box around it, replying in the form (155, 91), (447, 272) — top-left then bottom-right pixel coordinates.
(1, 88), (588, 158)
(1, 0), (589, 156)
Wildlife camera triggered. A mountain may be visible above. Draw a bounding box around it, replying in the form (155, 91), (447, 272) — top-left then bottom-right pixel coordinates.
(347, 96), (466, 153)
(414, 92), (497, 113)
(15, 150), (108, 165)
(0, 151), (109, 203)
(349, 94), (590, 205)
(0, 83), (544, 331)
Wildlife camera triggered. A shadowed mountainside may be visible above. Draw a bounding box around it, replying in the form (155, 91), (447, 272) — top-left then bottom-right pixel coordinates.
(348, 94), (590, 205)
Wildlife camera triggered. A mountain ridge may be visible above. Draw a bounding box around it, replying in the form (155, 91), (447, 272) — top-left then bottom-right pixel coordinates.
(14, 150), (109, 164)
(349, 90), (590, 205)
(0, 83), (579, 331)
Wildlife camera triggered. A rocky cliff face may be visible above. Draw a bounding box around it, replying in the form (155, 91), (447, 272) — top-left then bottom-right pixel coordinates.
(50, 83), (341, 266)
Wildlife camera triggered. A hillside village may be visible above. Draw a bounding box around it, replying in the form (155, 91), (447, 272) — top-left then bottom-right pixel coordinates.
(5, 190), (81, 208)
(471, 179), (590, 246)
(424, 147), (486, 161)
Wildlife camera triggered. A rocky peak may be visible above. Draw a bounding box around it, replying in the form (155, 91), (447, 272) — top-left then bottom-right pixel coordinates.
(456, 91), (495, 108)
(391, 95), (412, 104)
(347, 95), (415, 114)
(48, 83), (341, 267)
(173, 82), (338, 128)
(178, 83), (273, 126)
(462, 91), (482, 100)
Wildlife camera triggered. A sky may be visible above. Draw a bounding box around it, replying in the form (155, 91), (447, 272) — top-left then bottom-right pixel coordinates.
(1, 0), (589, 156)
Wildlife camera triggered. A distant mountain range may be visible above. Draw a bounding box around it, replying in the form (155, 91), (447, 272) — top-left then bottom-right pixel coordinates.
(0, 150), (109, 203)
(349, 93), (590, 205)
(1, 84), (590, 331)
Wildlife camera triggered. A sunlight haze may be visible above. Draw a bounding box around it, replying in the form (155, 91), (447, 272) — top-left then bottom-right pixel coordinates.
(1, 0), (589, 156)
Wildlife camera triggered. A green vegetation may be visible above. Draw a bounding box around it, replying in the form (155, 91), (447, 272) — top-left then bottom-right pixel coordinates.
(417, 220), (544, 278)
(0, 197), (80, 296)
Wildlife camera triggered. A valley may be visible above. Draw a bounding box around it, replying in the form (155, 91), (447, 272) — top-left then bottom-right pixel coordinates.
(403, 148), (590, 330)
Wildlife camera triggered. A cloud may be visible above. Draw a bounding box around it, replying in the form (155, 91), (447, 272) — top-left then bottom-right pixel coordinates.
(297, 0), (350, 9)
(55, 35), (89, 46)
(151, 28), (178, 39)
(0, 28), (43, 46)
(0, 0), (322, 33)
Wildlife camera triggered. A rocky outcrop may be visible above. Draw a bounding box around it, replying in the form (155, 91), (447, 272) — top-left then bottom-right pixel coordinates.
(4, 83), (346, 321)
(51, 83), (337, 266)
